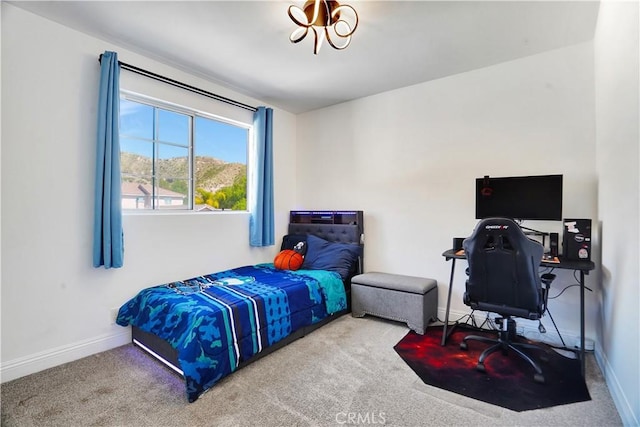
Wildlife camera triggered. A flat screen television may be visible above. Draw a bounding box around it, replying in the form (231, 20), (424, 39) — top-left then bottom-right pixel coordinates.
(475, 174), (563, 221)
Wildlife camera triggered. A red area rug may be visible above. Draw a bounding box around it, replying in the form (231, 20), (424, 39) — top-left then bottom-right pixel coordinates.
(393, 325), (591, 412)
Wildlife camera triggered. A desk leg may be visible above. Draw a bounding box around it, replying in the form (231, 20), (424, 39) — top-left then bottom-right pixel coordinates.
(580, 270), (586, 377)
(441, 258), (457, 346)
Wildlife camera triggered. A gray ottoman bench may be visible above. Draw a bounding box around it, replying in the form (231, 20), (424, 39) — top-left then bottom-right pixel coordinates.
(351, 272), (438, 335)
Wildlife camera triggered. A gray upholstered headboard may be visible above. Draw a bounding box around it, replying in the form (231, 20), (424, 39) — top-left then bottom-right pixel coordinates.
(287, 211), (365, 276)
(287, 223), (362, 246)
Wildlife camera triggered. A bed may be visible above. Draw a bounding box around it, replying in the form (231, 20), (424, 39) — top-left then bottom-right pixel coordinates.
(116, 210), (364, 402)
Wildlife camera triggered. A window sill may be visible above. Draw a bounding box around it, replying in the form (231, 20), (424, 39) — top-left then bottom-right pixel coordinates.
(123, 210), (249, 217)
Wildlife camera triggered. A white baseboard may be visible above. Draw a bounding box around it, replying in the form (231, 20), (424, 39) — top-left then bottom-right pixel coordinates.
(0, 329), (131, 383)
(594, 342), (639, 427)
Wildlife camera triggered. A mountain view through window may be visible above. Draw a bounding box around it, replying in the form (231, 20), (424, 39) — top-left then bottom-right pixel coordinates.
(119, 96), (249, 211)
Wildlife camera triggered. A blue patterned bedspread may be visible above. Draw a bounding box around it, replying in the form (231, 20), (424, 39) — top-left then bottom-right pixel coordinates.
(116, 264), (346, 402)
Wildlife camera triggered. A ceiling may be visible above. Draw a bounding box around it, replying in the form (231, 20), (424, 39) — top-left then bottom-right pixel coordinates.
(10, 1), (600, 114)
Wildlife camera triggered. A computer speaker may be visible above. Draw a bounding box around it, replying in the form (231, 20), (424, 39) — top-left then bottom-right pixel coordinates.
(453, 237), (465, 251)
(549, 232), (559, 257)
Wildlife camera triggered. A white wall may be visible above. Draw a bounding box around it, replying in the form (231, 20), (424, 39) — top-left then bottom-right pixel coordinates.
(2, 4), (638, 424)
(296, 42), (598, 344)
(594, 1), (639, 425)
(295, 6), (640, 422)
(0, 4), (297, 381)
(0, 3), (3, 368)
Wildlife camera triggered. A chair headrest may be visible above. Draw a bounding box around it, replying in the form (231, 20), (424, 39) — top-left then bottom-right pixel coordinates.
(466, 216), (547, 254)
(471, 218), (524, 237)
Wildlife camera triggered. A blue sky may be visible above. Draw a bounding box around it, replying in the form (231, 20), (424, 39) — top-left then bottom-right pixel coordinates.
(120, 98), (248, 164)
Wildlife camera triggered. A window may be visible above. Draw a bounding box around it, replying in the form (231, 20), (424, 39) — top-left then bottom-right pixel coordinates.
(119, 93), (249, 211)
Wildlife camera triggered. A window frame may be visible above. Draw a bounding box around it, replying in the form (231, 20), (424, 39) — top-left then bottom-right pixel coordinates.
(119, 90), (252, 213)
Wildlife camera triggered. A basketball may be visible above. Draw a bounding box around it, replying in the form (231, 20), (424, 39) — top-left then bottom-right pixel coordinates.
(274, 250), (304, 271)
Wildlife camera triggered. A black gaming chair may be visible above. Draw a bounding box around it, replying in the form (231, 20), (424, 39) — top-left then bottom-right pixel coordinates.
(460, 217), (555, 383)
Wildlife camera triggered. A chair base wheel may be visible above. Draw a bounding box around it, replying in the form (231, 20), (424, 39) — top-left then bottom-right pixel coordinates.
(459, 324), (548, 384)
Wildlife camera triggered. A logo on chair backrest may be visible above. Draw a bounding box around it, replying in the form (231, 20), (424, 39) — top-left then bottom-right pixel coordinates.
(485, 225), (509, 230)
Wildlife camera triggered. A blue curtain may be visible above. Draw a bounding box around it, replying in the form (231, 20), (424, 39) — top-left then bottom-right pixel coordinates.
(93, 51), (124, 268)
(250, 107), (275, 246)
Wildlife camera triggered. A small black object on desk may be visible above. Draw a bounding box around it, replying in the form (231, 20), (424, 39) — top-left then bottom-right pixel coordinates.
(441, 248), (595, 378)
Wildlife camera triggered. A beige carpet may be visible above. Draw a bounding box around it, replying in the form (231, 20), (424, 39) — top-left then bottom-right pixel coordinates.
(1, 315), (622, 426)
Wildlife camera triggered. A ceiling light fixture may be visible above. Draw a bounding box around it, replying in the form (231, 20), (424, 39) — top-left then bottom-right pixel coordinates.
(288, 0), (359, 55)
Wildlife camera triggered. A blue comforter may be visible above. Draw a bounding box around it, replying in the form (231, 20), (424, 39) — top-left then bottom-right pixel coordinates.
(116, 264), (346, 402)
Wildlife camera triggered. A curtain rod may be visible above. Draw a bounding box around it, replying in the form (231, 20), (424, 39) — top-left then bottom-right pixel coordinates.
(98, 54), (258, 113)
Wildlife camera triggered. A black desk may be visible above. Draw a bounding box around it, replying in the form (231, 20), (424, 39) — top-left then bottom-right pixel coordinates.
(441, 248), (595, 377)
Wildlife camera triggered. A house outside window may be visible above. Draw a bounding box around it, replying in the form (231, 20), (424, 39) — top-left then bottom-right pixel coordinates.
(119, 93), (250, 211)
